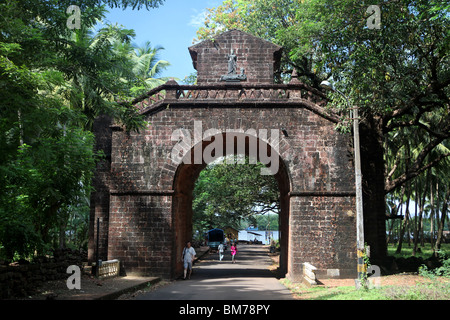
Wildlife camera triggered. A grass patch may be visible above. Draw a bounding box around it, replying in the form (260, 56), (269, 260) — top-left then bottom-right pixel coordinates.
(280, 279), (386, 300)
(280, 278), (450, 300)
(382, 281), (450, 300)
(387, 243), (450, 259)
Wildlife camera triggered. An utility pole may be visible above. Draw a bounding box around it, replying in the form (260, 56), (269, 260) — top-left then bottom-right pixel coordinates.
(353, 106), (366, 287)
(320, 81), (366, 288)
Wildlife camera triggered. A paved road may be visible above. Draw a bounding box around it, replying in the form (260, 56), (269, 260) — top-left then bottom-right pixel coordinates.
(135, 245), (294, 300)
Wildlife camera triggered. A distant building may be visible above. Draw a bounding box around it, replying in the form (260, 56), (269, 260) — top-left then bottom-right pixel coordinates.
(238, 230), (279, 245)
(222, 226), (239, 244)
(444, 231), (450, 242)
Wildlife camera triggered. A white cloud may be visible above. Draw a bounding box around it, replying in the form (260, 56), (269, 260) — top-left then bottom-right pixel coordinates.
(188, 9), (208, 28)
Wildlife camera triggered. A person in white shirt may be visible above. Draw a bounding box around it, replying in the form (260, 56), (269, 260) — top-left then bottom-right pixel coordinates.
(218, 243), (224, 261)
(181, 241), (196, 280)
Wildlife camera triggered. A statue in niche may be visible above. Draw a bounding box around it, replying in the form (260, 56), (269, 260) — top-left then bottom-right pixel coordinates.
(227, 49), (237, 74)
(221, 49), (247, 82)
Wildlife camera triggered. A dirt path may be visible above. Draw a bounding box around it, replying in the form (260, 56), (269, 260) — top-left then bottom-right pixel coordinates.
(268, 253), (447, 287)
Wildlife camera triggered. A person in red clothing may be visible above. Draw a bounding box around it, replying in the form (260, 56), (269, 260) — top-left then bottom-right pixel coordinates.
(230, 243), (237, 263)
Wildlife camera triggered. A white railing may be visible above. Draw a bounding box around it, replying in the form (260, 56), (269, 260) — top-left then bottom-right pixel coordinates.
(97, 259), (120, 279)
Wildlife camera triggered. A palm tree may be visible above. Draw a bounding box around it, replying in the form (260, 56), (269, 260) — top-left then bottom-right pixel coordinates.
(385, 110), (450, 255)
(61, 23), (138, 130)
(130, 41), (175, 95)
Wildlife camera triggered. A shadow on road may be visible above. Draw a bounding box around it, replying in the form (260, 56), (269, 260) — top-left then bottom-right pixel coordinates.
(193, 245), (277, 279)
(134, 244), (293, 300)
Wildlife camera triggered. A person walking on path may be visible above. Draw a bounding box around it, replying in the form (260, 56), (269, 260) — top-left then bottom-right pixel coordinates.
(230, 243), (237, 263)
(182, 241), (196, 279)
(218, 243), (224, 261)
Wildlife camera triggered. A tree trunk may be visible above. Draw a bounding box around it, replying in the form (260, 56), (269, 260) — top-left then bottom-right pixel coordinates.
(413, 176), (427, 256)
(430, 181), (435, 250)
(386, 186), (405, 246)
(59, 215), (68, 249)
(420, 214), (424, 247)
(59, 224), (66, 249)
(396, 183), (411, 254)
(435, 189), (449, 254)
(386, 217), (395, 245)
(359, 115), (387, 261)
(412, 181), (419, 256)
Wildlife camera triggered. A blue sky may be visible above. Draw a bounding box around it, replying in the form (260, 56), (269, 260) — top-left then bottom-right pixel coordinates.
(102, 0), (222, 82)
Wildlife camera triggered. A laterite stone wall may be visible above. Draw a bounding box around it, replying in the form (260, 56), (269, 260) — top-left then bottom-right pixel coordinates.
(88, 29), (373, 281)
(189, 29), (282, 85)
(99, 105), (357, 279)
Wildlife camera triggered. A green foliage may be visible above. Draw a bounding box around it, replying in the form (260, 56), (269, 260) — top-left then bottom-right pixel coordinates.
(388, 243), (450, 259)
(0, 217), (41, 262)
(129, 41), (174, 96)
(192, 156), (279, 233)
(0, 0), (169, 262)
(101, 0), (164, 10)
(419, 251), (450, 278)
(281, 278), (450, 300)
(183, 72), (198, 85)
(0, 120), (100, 259)
(241, 213), (279, 231)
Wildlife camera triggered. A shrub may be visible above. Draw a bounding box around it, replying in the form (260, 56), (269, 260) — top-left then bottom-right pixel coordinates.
(419, 251), (450, 278)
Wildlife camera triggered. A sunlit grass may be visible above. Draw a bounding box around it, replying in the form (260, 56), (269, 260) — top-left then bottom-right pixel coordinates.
(280, 279), (387, 300)
(386, 243), (450, 259)
(280, 277), (450, 300)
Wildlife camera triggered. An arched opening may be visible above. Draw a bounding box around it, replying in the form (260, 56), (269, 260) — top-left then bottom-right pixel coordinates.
(171, 132), (291, 279)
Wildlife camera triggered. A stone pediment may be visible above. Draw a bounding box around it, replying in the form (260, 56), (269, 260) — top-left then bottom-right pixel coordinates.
(188, 29), (282, 84)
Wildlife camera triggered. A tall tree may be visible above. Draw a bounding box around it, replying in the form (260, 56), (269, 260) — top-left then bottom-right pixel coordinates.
(61, 22), (142, 130)
(0, 0), (166, 261)
(130, 41), (173, 96)
(193, 156), (279, 232)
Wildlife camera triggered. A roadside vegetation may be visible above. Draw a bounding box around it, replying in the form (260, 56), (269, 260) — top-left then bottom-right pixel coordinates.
(277, 243), (450, 300)
(281, 277), (450, 300)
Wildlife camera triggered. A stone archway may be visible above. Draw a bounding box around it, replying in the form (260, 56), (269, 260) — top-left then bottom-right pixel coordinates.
(87, 29), (384, 283)
(170, 131), (291, 278)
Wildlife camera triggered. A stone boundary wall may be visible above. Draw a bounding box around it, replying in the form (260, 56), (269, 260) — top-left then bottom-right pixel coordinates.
(0, 249), (86, 299)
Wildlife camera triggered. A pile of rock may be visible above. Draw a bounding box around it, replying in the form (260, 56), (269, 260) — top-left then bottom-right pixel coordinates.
(374, 254), (443, 275)
(0, 248), (87, 299)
